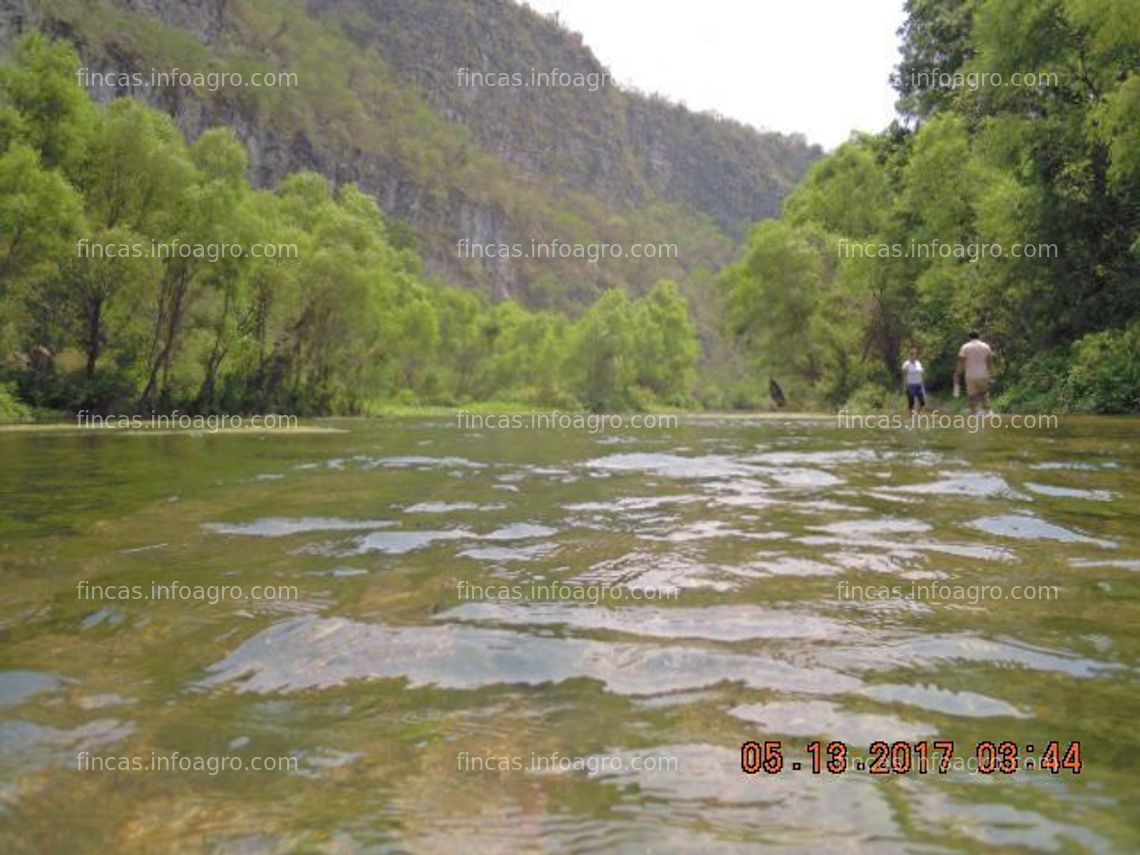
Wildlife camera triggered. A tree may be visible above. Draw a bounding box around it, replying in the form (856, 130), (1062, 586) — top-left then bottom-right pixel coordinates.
(633, 280), (699, 405)
(0, 33), (97, 174)
(0, 144), (84, 359)
(568, 288), (639, 411)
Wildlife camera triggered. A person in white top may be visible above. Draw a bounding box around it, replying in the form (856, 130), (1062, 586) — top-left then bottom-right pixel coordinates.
(900, 346), (926, 414)
(953, 330), (994, 413)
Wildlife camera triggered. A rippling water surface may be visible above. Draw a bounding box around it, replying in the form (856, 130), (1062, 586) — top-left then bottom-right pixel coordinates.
(1, 417), (1138, 852)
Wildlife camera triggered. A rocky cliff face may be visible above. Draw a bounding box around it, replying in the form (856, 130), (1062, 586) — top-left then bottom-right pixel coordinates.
(1, 0), (821, 305)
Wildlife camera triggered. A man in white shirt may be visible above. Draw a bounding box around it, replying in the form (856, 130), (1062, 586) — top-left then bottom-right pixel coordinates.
(900, 346), (926, 414)
(953, 330), (994, 414)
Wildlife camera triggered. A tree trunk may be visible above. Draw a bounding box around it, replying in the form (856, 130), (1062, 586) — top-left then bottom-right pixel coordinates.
(84, 296), (103, 380)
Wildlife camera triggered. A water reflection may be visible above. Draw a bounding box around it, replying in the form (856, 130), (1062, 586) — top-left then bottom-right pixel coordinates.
(1, 416), (1137, 852)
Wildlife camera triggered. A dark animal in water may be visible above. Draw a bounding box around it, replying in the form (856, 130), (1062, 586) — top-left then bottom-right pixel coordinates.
(769, 378), (787, 408)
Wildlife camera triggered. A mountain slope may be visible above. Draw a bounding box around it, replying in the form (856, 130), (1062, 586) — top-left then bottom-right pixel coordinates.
(1, 0), (821, 307)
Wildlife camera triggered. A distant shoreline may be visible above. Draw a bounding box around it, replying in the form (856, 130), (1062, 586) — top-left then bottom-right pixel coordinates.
(6, 409), (1138, 433)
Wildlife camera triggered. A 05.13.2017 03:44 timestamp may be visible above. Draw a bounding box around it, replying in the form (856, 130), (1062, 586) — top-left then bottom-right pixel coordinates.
(741, 739), (1083, 776)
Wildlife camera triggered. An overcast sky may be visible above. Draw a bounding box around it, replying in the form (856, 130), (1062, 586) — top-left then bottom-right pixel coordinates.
(520, 0), (907, 150)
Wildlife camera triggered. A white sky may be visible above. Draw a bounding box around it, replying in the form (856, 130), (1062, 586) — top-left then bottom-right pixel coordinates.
(520, 0), (907, 150)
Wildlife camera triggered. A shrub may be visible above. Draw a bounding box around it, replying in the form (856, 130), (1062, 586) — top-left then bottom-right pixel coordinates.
(1065, 324), (1140, 413)
(0, 382), (31, 421)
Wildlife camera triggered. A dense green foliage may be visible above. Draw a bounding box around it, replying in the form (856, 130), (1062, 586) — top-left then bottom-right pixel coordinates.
(722, 0), (1140, 412)
(4, 0), (1137, 418)
(10, 0), (818, 310)
(0, 35), (699, 416)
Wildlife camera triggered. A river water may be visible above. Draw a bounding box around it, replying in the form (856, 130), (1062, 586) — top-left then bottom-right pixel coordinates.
(1, 416), (1137, 852)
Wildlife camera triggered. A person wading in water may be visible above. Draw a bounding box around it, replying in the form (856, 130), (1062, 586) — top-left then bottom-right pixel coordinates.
(900, 346), (926, 418)
(953, 330), (994, 414)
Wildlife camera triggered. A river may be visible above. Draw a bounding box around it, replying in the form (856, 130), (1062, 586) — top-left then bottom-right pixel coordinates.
(1, 415), (1137, 852)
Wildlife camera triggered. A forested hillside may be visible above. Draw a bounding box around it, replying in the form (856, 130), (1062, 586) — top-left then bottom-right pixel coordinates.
(1, 33), (705, 415)
(1, 0), (1136, 419)
(0, 0), (819, 306)
(721, 0), (1140, 413)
